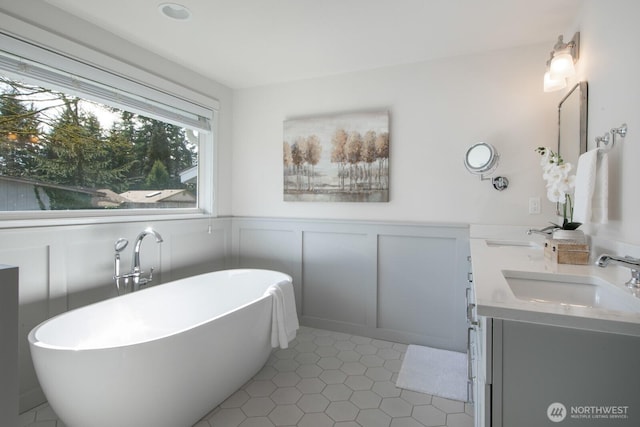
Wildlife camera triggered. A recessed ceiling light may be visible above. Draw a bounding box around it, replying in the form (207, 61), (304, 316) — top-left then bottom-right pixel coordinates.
(158, 3), (192, 21)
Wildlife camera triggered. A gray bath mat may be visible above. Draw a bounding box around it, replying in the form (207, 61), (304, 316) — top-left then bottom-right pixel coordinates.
(396, 344), (468, 402)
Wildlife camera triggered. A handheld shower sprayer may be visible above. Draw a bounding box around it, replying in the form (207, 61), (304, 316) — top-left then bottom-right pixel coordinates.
(114, 238), (129, 294)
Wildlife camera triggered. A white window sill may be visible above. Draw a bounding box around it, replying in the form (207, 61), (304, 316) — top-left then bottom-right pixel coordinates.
(0, 209), (213, 229)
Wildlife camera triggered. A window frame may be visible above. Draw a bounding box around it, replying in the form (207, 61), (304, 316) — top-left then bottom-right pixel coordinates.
(0, 32), (218, 227)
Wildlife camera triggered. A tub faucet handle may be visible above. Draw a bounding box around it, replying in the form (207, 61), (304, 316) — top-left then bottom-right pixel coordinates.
(138, 267), (155, 288)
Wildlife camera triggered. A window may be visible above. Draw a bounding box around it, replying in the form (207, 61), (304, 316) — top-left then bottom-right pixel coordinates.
(0, 34), (215, 217)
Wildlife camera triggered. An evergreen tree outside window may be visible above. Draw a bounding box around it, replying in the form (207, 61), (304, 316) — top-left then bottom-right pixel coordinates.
(0, 37), (213, 215)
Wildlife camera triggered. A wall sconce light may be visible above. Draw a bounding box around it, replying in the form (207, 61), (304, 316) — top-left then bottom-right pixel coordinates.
(543, 52), (566, 93)
(543, 32), (580, 92)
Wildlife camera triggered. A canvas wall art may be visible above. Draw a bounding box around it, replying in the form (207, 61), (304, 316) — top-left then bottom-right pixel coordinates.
(283, 111), (389, 202)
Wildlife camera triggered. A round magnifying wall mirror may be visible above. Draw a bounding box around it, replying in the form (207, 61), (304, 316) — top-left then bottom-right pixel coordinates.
(464, 142), (499, 175)
(463, 142), (508, 191)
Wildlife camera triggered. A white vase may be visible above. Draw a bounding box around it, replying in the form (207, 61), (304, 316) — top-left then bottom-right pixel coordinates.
(552, 229), (586, 242)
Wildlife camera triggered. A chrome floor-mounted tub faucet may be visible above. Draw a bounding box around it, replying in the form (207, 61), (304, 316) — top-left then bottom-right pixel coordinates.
(113, 227), (163, 294)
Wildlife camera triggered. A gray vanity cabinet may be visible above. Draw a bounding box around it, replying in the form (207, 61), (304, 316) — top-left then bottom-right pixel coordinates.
(478, 318), (640, 427)
(0, 265), (19, 427)
(471, 315), (491, 427)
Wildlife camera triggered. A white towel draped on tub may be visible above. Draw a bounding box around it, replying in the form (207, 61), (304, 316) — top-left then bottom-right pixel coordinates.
(573, 148), (608, 224)
(264, 281), (299, 349)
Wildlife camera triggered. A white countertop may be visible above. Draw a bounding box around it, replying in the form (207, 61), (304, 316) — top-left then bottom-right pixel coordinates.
(469, 233), (640, 337)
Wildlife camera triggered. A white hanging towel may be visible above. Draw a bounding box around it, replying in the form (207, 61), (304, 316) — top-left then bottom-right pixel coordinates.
(592, 150), (609, 224)
(573, 149), (608, 224)
(264, 280), (299, 349)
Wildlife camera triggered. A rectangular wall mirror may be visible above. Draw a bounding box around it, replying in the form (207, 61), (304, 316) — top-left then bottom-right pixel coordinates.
(558, 81), (588, 167)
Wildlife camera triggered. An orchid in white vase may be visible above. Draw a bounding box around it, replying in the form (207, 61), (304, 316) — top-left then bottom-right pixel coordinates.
(536, 147), (581, 230)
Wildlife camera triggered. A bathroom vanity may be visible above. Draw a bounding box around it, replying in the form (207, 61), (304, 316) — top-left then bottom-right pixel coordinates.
(0, 265), (18, 427)
(468, 229), (640, 427)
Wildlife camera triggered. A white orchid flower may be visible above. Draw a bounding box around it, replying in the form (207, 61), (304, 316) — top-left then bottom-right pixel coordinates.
(536, 147), (579, 228)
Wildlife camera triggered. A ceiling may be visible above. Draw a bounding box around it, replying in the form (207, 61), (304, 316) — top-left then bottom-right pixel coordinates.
(44, 0), (582, 89)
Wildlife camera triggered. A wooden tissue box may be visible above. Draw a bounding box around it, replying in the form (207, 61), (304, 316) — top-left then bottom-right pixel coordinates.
(544, 238), (590, 265)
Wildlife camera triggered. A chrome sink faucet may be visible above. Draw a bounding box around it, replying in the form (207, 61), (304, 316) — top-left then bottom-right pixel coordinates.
(595, 253), (640, 288)
(113, 227), (163, 294)
(526, 225), (558, 237)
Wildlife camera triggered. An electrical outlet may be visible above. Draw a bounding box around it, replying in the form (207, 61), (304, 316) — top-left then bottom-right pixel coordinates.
(529, 197), (541, 215)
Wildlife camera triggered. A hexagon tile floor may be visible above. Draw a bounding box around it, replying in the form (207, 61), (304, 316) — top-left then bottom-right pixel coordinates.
(20, 326), (473, 427)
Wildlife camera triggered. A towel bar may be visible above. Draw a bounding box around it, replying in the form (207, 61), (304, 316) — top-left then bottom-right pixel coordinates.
(595, 123), (627, 151)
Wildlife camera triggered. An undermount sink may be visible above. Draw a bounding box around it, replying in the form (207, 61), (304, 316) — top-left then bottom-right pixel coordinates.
(502, 270), (640, 311)
(485, 240), (539, 248)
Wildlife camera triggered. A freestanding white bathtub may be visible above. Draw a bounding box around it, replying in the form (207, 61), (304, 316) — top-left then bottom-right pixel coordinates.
(28, 269), (292, 427)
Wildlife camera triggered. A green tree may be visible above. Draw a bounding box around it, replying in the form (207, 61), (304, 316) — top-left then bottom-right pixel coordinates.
(105, 112), (146, 188)
(126, 115), (194, 189)
(0, 76), (197, 205)
(37, 97), (130, 190)
(103, 127), (137, 192)
(145, 160), (171, 189)
(0, 88), (42, 177)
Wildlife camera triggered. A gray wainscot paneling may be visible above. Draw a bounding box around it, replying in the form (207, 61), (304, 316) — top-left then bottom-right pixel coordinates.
(169, 226), (228, 280)
(303, 230), (373, 327)
(232, 224), (302, 313)
(4, 215), (469, 415)
(232, 218), (470, 352)
(0, 217), (233, 413)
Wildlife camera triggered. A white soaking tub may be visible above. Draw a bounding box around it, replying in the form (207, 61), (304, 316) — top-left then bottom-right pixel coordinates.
(28, 269), (292, 427)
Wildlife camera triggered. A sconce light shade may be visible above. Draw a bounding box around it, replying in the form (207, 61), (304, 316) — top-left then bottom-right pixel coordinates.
(543, 32), (580, 93)
(549, 52), (576, 79)
(543, 70), (567, 92)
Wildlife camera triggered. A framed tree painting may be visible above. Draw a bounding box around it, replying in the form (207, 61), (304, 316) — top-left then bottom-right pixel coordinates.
(283, 111), (389, 202)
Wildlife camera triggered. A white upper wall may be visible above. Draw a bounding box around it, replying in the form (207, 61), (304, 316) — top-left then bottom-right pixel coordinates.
(2, 0), (640, 245)
(231, 0), (640, 246)
(231, 44), (559, 224)
(571, 0), (640, 245)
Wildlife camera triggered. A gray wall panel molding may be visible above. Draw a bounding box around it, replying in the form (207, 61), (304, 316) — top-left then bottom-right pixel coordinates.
(232, 217), (470, 351)
(0, 216), (233, 413)
(5, 215), (468, 414)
